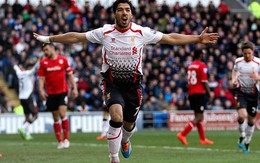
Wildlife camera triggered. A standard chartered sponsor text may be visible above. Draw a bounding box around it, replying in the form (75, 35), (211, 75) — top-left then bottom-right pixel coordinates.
(110, 46), (132, 55)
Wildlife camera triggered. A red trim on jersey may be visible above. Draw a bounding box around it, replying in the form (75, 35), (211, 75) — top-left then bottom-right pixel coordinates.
(236, 58), (244, 64)
(137, 88), (142, 106)
(130, 28), (143, 36)
(116, 22), (132, 33)
(106, 23), (142, 36)
(109, 69), (113, 82)
(104, 51), (108, 64)
(133, 48), (142, 83)
(104, 26), (116, 35)
(103, 51), (113, 82)
(252, 57), (260, 65)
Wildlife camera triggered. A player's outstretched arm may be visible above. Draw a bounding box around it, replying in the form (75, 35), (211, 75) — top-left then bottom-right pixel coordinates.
(33, 32), (88, 44)
(158, 27), (219, 45)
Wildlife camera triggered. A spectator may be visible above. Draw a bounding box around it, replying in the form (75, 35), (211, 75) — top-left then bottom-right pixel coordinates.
(248, 0), (260, 19)
(0, 0), (260, 113)
(218, 0), (229, 18)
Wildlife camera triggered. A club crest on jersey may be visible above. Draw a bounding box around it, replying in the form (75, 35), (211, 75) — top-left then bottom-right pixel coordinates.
(59, 59), (64, 64)
(111, 38), (116, 43)
(131, 37), (135, 43)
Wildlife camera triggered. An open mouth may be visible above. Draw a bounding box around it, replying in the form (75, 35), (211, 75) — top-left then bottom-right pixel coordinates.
(122, 17), (128, 24)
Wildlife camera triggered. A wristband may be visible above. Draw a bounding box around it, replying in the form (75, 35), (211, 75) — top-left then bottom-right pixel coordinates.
(37, 36), (51, 43)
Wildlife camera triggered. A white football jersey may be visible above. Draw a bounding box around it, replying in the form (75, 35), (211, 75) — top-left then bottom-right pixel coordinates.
(234, 56), (260, 93)
(13, 62), (39, 99)
(86, 22), (163, 83)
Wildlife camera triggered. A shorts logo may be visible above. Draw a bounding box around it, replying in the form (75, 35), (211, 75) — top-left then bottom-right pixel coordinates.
(106, 92), (111, 101)
(200, 106), (204, 111)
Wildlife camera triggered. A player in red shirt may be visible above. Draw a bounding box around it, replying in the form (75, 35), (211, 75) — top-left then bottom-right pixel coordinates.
(177, 49), (214, 145)
(38, 43), (78, 149)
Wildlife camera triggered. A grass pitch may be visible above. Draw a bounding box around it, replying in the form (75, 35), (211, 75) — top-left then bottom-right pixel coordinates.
(0, 130), (259, 163)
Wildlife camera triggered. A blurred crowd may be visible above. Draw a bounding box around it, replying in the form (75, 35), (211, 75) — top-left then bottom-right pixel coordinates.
(0, 0), (260, 113)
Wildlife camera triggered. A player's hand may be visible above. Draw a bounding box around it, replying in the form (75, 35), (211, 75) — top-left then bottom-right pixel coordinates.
(232, 80), (238, 88)
(199, 27), (219, 44)
(33, 33), (51, 43)
(10, 57), (18, 66)
(39, 89), (48, 101)
(71, 87), (78, 98)
(252, 72), (259, 80)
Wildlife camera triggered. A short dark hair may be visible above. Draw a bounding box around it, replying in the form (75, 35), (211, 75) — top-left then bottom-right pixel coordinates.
(25, 63), (35, 69)
(113, 0), (133, 13)
(194, 49), (204, 59)
(42, 42), (54, 48)
(241, 41), (254, 50)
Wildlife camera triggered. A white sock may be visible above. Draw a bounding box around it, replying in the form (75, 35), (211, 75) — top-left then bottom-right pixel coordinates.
(121, 126), (134, 143)
(23, 121), (31, 136)
(238, 120), (246, 138)
(107, 125), (122, 156)
(101, 120), (109, 137)
(245, 124), (255, 144)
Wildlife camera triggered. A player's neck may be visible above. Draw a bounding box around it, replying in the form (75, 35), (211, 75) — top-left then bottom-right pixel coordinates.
(50, 53), (58, 60)
(115, 22), (132, 33)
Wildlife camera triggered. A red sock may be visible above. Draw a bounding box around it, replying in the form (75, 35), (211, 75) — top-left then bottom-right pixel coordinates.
(62, 118), (69, 140)
(181, 121), (195, 136)
(54, 122), (63, 142)
(197, 121), (205, 140)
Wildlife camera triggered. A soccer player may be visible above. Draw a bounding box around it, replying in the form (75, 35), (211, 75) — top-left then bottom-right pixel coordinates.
(33, 0), (219, 161)
(96, 103), (109, 140)
(14, 61), (39, 140)
(37, 43), (78, 149)
(177, 49), (214, 145)
(232, 41), (260, 153)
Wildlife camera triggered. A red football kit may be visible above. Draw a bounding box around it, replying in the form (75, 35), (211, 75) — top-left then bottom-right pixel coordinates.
(187, 60), (208, 95)
(37, 55), (72, 95)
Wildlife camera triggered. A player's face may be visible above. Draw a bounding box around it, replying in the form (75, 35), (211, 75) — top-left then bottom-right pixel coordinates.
(43, 45), (54, 58)
(115, 3), (132, 29)
(242, 48), (253, 62)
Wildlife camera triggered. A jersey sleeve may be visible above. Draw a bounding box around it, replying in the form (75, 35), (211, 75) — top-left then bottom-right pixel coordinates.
(201, 63), (208, 83)
(233, 60), (238, 71)
(142, 27), (163, 44)
(13, 65), (22, 75)
(85, 27), (104, 44)
(64, 57), (73, 74)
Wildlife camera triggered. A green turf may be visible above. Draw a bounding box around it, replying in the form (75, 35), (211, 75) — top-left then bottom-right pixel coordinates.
(0, 130), (259, 163)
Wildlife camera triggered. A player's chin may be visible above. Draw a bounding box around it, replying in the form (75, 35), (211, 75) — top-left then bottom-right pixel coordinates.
(120, 20), (130, 27)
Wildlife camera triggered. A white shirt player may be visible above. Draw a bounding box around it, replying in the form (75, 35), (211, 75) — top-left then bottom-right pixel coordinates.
(85, 22), (163, 83)
(234, 56), (260, 94)
(13, 62), (39, 99)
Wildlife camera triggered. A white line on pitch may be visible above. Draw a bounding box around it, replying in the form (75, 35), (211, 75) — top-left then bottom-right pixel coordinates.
(3, 142), (260, 154)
